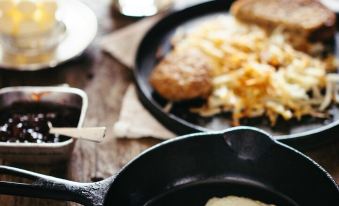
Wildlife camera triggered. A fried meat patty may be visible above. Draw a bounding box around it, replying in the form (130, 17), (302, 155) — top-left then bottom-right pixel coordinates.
(150, 49), (213, 101)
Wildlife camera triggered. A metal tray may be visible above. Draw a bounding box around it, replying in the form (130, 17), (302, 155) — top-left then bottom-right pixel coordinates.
(0, 86), (88, 163)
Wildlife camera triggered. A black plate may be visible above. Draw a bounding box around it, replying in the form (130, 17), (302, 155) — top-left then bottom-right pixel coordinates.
(134, 0), (339, 149)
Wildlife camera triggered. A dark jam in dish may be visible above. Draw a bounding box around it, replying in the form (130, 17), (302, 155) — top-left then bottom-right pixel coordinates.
(0, 102), (81, 143)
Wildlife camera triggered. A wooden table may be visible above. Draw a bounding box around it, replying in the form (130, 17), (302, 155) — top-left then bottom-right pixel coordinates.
(0, 0), (338, 205)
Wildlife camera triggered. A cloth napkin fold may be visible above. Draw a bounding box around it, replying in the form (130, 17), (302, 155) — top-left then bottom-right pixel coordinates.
(100, 0), (207, 68)
(101, 15), (163, 68)
(113, 85), (175, 139)
(101, 15), (175, 139)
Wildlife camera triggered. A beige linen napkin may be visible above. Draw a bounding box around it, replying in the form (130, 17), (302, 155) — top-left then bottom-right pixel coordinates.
(101, 0), (207, 68)
(101, 15), (163, 68)
(101, 15), (175, 139)
(113, 85), (175, 139)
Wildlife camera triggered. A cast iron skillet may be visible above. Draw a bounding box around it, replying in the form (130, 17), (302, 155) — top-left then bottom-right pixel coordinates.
(134, 0), (339, 149)
(0, 127), (338, 205)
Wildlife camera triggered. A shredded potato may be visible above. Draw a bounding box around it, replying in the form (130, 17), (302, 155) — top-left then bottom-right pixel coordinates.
(172, 16), (339, 126)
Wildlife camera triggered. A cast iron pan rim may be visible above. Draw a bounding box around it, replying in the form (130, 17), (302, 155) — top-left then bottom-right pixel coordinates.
(134, 0), (339, 145)
(112, 126), (339, 192)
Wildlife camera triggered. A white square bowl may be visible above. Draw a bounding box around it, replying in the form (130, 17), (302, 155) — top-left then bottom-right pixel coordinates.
(0, 86), (88, 163)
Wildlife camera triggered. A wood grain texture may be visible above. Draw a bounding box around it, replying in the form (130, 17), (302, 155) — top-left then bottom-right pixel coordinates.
(0, 0), (338, 205)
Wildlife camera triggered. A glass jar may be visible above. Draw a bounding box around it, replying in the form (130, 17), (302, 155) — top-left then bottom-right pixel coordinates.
(0, 0), (66, 55)
(114, 0), (173, 17)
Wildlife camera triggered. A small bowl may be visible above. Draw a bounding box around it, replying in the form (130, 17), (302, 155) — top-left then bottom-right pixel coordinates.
(0, 86), (88, 163)
(0, 21), (67, 56)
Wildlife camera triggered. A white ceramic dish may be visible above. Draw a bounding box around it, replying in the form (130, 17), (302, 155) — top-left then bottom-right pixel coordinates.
(0, 86), (88, 163)
(0, 0), (98, 71)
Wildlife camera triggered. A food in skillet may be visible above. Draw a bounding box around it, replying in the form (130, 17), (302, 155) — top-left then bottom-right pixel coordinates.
(205, 196), (275, 206)
(149, 0), (339, 126)
(150, 48), (215, 101)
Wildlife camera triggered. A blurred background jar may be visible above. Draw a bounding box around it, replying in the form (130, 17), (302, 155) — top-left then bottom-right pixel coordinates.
(114, 0), (173, 17)
(0, 0), (66, 55)
(320, 0), (339, 13)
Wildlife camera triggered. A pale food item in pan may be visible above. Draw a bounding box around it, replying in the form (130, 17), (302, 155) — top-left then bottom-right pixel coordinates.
(205, 196), (275, 206)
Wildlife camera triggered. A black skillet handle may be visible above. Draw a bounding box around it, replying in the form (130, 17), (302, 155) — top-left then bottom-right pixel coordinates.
(222, 126), (276, 161)
(0, 165), (114, 206)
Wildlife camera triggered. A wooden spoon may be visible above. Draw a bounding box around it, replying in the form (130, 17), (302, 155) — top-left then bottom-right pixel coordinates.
(48, 122), (106, 143)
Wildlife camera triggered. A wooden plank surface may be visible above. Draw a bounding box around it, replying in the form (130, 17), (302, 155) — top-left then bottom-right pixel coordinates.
(0, 0), (338, 205)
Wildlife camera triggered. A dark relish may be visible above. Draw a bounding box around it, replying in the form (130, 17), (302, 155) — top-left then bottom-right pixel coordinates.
(0, 102), (81, 143)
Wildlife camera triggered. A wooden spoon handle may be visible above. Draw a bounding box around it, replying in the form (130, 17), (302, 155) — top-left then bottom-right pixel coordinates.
(49, 127), (106, 143)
